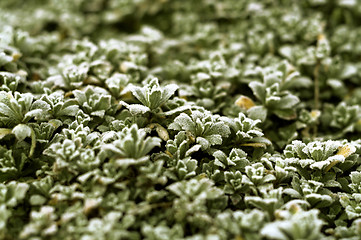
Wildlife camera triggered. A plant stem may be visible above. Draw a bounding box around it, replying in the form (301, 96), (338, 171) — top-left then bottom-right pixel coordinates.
(313, 60), (321, 138)
(29, 127), (36, 157)
(314, 60), (321, 110)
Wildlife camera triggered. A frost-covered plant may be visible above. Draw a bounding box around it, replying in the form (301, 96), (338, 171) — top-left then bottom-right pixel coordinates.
(0, 72), (23, 92)
(0, 91), (51, 156)
(210, 209), (266, 240)
(160, 131), (199, 180)
(179, 77), (229, 112)
(321, 102), (361, 136)
(0, 146), (28, 182)
(167, 178), (227, 228)
(105, 73), (130, 98)
(248, 61), (301, 120)
(284, 176), (334, 208)
(0, 181), (29, 237)
(339, 193), (361, 220)
(168, 110), (231, 150)
(213, 148), (248, 170)
(260, 154), (297, 184)
(60, 62), (89, 90)
(243, 162), (276, 191)
(1, 0), (361, 239)
(73, 86), (112, 118)
(19, 206), (58, 239)
(261, 205), (326, 240)
(127, 78), (178, 113)
(245, 187), (285, 219)
(221, 112), (269, 147)
(284, 140), (357, 171)
(338, 171), (361, 220)
(40, 91), (79, 119)
(334, 218), (361, 240)
(0, 91), (49, 127)
(102, 124), (161, 165)
(44, 125), (100, 182)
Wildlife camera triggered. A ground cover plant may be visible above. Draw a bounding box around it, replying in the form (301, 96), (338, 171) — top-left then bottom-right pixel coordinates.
(0, 0), (361, 239)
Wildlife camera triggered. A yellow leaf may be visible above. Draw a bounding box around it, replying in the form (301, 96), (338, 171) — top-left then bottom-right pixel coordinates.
(235, 95), (255, 110)
(336, 144), (356, 158)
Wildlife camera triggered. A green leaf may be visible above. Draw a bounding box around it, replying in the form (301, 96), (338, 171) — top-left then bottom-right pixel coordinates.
(249, 81), (265, 103)
(247, 106), (267, 122)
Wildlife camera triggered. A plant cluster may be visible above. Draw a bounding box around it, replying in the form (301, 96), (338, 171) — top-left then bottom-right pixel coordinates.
(0, 0), (361, 239)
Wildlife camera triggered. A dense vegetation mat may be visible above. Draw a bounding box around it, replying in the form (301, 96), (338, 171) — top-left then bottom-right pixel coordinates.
(0, 0), (361, 239)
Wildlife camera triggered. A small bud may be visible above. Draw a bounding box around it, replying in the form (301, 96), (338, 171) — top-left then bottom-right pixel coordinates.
(155, 124), (169, 141)
(310, 110), (321, 120)
(289, 203), (301, 214)
(316, 33), (330, 59)
(12, 52), (22, 61)
(186, 132), (196, 143)
(274, 210), (283, 220)
(120, 61), (137, 73)
(317, 33), (325, 41)
(83, 198), (101, 215)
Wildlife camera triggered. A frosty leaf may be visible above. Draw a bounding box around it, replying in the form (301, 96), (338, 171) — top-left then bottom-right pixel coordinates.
(103, 124), (161, 160)
(169, 110), (230, 150)
(129, 78), (178, 110)
(12, 124), (32, 142)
